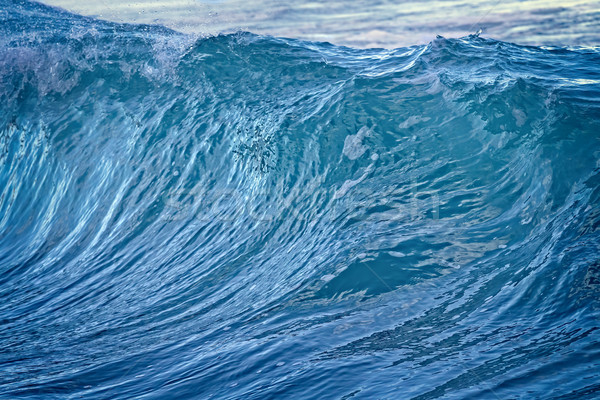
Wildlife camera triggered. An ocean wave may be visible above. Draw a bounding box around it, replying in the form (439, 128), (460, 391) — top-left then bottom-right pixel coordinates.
(1, 1), (599, 398)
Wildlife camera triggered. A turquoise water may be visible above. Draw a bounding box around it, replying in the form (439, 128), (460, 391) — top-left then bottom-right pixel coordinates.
(1, 0), (600, 399)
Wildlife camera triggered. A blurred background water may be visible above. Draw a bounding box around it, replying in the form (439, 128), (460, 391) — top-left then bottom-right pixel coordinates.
(39, 0), (600, 48)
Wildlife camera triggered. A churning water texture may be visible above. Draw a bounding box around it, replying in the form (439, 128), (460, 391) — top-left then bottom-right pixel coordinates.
(1, 1), (600, 399)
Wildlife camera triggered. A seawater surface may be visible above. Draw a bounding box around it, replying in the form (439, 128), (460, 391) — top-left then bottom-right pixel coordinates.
(37, 0), (600, 48)
(1, 1), (600, 399)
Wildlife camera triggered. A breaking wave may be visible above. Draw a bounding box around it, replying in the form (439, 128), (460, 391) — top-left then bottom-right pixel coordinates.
(1, 1), (599, 398)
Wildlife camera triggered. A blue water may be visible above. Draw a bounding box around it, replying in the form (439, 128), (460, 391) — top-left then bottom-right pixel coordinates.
(1, 0), (600, 398)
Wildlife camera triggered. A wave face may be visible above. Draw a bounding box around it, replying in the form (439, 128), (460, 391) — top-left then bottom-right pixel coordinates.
(2, 1), (600, 398)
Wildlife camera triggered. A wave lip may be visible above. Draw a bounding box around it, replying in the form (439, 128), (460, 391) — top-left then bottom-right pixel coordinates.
(1, 1), (600, 399)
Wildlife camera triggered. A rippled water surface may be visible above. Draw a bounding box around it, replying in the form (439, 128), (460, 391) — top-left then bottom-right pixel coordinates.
(1, 0), (600, 399)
